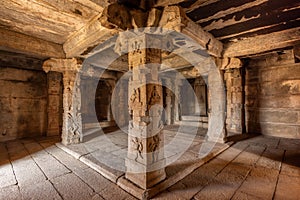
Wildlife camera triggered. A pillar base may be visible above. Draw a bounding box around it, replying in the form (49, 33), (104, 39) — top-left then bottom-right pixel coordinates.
(125, 158), (166, 189)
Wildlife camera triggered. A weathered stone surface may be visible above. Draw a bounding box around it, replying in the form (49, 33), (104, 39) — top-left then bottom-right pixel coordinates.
(245, 60), (300, 138)
(51, 173), (97, 200)
(20, 180), (62, 200)
(74, 167), (113, 193)
(0, 51), (43, 71)
(281, 150), (300, 177)
(274, 174), (300, 200)
(0, 155), (17, 188)
(43, 58), (83, 145)
(24, 142), (71, 179)
(0, 29), (65, 58)
(11, 154), (47, 187)
(223, 27), (300, 57)
(45, 145), (89, 172)
(232, 167), (278, 200)
(0, 67), (48, 142)
(0, 185), (21, 200)
(256, 148), (284, 170)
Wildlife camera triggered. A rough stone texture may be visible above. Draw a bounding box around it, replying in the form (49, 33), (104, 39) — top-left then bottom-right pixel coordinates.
(43, 58), (83, 145)
(123, 33), (166, 189)
(0, 185), (22, 200)
(224, 68), (244, 135)
(0, 66), (47, 142)
(274, 174), (300, 200)
(20, 180), (62, 200)
(46, 71), (63, 136)
(245, 51), (300, 138)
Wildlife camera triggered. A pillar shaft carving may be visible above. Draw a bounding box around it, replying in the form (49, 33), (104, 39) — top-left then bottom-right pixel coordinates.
(194, 77), (207, 116)
(46, 72), (62, 136)
(174, 78), (182, 122)
(224, 68), (244, 134)
(165, 79), (173, 125)
(43, 58), (83, 145)
(125, 33), (166, 189)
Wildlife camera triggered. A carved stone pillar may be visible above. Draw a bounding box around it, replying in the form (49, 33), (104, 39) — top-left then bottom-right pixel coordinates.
(174, 78), (182, 122)
(224, 68), (244, 134)
(194, 77), (207, 116)
(118, 79), (127, 127)
(46, 71), (62, 136)
(106, 79), (116, 122)
(165, 79), (173, 125)
(43, 58), (83, 145)
(125, 33), (166, 189)
(207, 68), (227, 143)
(218, 57), (244, 135)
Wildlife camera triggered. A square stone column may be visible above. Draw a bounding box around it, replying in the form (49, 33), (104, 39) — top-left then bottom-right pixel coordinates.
(217, 57), (244, 135)
(43, 58), (83, 145)
(174, 78), (182, 122)
(164, 78), (173, 125)
(224, 68), (244, 134)
(194, 77), (207, 116)
(125, 33), (166, 189)
(46, 71), (62, 136)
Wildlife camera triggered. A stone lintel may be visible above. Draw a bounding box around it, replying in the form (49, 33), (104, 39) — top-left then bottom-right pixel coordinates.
(42, 58), (82, 73)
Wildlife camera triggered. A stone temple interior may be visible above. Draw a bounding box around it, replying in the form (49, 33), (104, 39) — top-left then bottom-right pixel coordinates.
(0, 0), (300, 199)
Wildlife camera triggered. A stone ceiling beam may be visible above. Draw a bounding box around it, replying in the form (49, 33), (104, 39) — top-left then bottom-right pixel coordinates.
(154, 0), (189, 7)
(63, 14), (119, 58)
(0, 29), (65, 59)
(223, 27), (300, 58)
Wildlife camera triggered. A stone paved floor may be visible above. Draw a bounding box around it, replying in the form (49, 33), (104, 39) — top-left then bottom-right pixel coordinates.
(0, 132), (299, 200)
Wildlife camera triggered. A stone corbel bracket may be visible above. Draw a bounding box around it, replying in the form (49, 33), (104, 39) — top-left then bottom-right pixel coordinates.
(216, 57), (243, 70)
(42, 58), (82, 73)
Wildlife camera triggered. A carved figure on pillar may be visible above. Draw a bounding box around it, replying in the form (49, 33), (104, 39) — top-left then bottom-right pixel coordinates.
(119, 33), (166, 190)
(43, 58), (83, 145)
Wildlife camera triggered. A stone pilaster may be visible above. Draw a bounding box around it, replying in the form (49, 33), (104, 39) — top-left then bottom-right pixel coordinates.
(106, 79), (116, 122)
(217, 57), (244, 135)
(125, 33), (166, 189)
(174, 78), (182, 122)
(207, 68), (227, 143)
(194, 77), (207, 116)
(224, 68), (244, 134)
(118, 79), (127, 127)
(46, 71), (62, 136)
(43, 58), (83, 145)
(165, 79), (173, 125)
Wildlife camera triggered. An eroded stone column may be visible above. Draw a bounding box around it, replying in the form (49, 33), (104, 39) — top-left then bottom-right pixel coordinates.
(165, 79), (173, 125)
(224, 68), (244, 134)
(118, 79), (127, 127)
(106, 79), (116, 122)
(194, 77), (207, 116)
(43, 58), (83, 145)
(207, 68), (227, 143)
(174, 78), (182, 122)
(125, 33), (166, 189)
(46, 71), (62, 136)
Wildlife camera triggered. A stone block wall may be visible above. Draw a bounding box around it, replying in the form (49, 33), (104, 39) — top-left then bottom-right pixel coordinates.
(0, 67), (48, 141)
(245, 51), (300, 138)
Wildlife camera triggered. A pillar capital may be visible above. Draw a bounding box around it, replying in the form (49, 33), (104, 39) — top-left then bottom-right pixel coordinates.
(42, 58), (82, 73)
(216, 57), (242, 70)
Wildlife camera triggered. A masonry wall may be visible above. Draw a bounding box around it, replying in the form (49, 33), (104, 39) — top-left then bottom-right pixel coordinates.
(0, 52), (47, 141)
(245, 51), (300, 138)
